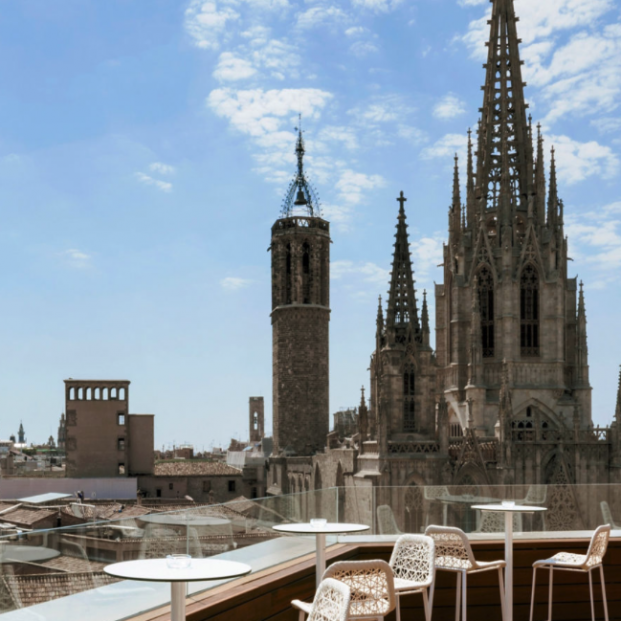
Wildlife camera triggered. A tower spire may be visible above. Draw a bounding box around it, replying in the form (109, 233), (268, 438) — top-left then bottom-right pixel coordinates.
(547, 146), (558, 227)
(386, 192), (421, 344)
(535, 123), (546, 226)
(281, 115), (321, 218)
(450, 154), (462, 241)
(466, 128), (475, 227)
(475, 0), (532, 214)
(421, 289), (430, 349)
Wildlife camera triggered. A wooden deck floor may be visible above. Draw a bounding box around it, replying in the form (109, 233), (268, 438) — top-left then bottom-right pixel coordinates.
(132, 538), (621, 621)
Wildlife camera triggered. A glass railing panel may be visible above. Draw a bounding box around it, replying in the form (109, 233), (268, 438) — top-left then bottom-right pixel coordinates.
(0, 488), (339, 618)
(366, 484), (621, 536)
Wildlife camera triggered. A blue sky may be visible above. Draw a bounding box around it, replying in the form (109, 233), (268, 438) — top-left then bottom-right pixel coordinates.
(0, 0), (620, 450)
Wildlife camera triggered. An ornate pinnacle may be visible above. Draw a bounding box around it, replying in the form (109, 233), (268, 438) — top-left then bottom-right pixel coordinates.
(453, 154), (461, 209)
(548, 146), (558, 227)
(360, 385), (366, 407)
(422, 290), (430, 347)
(280, 114), (321, 218)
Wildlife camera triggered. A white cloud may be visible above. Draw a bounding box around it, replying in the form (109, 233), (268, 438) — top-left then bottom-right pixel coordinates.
(60, 249), (92, 269)
(149, 162), (175, 175)
(591, 117), (621, 134)
(351, 0), (403, 13)
(350, 40), (379, 57)
(565, 202), (621, 277)
(332, 260), (389, 284)
(420, 133), (468, 162)
(221, 277), (253, 290)
(397, 124), (426, 145)
(250, 39), (301, 80)
(213, 52), (257, 81)
(410, 233), (444, 282)
(184, 0), (240, 50)
(135, 172), (173, 193)
(296, 6), (348, 29)
(548, 134), (619, 183)
(345, 26), (367, 37)
(335, 169), (385, 205)
(207, 87), (332, 137)
(433, 94), (466, 119)
(318, 126), (359, 150)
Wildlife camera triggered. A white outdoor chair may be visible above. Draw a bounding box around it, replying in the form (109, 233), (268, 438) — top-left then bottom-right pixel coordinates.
(389, 534), (435, 621)
(293, 577), (351, 621)
(425, 525), (506, 621)
(529, 524), (610, 621)
(293, 560), (396, 621)
(600, 502), (621, 530)
(377, 505), (402, 535)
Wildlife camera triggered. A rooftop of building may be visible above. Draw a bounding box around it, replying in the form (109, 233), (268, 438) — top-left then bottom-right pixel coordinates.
(153, 460), (242, 477)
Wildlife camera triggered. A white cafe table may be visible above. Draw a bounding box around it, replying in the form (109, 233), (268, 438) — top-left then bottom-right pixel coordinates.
(472, 503), (547, 621)
(273, 522), (369, 589)
(0, 544), (61, 563)
(104, 558), (251, 621)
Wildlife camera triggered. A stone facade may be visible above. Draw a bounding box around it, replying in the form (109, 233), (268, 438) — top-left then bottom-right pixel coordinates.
(270, 126), (331, 458)
(267, 0), (621, 526)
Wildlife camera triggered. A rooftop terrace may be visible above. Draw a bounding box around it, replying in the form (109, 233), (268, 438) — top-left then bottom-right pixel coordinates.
(1, 484), (620, 621)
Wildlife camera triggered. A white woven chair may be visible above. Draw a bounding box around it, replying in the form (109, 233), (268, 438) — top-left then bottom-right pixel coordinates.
(425, 525), (506, 621)
(389, 534), (435, 621)
(293, 560), (396, 621)
(294, 578), (351, 621)
(377, 505), (402, 535)
(600, 502), (621, 530)
(529, 524), (610, 621)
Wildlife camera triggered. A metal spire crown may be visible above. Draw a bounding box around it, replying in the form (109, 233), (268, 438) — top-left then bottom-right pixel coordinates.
(280, 115), (321, 218)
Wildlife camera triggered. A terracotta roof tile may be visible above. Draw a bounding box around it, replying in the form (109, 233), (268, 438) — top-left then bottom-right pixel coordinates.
(1, 509), (55, 527)
(2, 572), (119, 608)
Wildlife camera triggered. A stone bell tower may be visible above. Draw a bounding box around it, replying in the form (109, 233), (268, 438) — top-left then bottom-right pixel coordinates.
(270, 120), (330, 456)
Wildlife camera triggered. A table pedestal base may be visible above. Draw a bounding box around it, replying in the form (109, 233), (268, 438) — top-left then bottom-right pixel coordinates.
(505, 512), (513, 621)
(315, 533), (326, 589)
(171, 581), (186, 621)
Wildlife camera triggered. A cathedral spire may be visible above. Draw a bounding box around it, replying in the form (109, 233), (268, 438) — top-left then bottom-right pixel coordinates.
(466, 128), (475, 227)
(450, 155), (462, 241)
(535, 124), (546, 226)
(548, 146), (558, 227)
(421, 290), (430, 349)
(386, 192), (421, 344)
(475, 0), (532, 215)
(576, 281), (589, 388)
(281, 115), (321, 218)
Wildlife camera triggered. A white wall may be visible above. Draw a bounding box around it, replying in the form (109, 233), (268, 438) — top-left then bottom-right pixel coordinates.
(0, 477), (137, 500)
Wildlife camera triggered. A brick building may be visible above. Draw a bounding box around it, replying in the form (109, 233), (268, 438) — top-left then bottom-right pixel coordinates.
(64, 380), (154, 478)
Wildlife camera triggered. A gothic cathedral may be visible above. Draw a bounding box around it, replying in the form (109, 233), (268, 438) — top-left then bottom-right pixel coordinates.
(266, 0), (621, 519)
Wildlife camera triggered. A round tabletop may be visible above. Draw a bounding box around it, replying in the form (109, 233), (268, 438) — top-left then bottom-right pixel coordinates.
(273, 522), (370, 535)
(139, 514), (231, 528)
(0, 545), (61, 563)
(104, 558), (252, 583)
(471, 503), (548, 513)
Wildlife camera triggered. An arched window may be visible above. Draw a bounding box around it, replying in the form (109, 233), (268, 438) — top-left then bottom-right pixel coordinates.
(285, 243), (293, 304)
(520, 264), (539, 356)
(403, 364), (416, 432)
(302, 242), (311, 304)
(478, 265), (495, 358)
